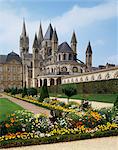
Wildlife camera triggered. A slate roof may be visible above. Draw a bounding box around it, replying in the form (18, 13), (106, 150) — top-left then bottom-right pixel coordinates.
(86, 41), (92, 54)
(52, 28), (58, 41)
(0, 55), (7, 64)
(6, 52), (22, 63)
(44, 23), (53, 40)
(71, 32), (77, 43)
(58, 42), (73, 53)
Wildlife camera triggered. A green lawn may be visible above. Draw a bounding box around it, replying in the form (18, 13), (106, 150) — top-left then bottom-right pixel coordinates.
(50, 93), (118, 103)
(0, 98), (24, 122)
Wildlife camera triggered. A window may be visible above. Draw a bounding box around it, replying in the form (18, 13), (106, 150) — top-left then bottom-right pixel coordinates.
(58, 54), (61, 61)
(69, 54), (72, 60)
(61, 67), (67, 72)
(63, 54), (66, 60)
(72, 67), (78, 73)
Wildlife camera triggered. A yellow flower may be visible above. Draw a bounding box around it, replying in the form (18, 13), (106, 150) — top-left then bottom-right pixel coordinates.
(5, 124), (10, 128)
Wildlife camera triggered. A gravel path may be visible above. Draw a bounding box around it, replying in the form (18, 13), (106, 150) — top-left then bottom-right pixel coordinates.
(2, 136), (118, 150)
(1, 93), (50, 116)
(51, 97), (113, 109)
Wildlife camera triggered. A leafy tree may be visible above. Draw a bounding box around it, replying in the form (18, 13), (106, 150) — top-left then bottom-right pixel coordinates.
(39, 79), (49, 101)
(27, 87), (37, 97)
(62, 84), (77, 103)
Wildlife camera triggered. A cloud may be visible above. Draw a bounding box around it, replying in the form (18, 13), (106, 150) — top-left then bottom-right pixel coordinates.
(0, 0), (117, 57)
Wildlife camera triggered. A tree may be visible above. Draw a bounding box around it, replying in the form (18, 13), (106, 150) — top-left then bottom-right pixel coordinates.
(39, 79), (49, 101)
(62, 84), (77, 103)
(27, 87), (37, 97)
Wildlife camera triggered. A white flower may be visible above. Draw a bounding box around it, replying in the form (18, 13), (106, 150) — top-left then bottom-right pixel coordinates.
(22, 128), (25, 131)
(40, 133), (45, 137)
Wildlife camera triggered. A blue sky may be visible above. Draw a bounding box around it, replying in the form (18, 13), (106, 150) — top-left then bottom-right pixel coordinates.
(0, 0), (117, 66)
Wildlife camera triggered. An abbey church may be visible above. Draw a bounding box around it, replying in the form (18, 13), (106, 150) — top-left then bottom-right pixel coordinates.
(20, 21), (92, 88)
(0, 21), (117, 91)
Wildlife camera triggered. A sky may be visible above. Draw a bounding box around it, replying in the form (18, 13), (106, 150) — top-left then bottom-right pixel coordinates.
(0, 0), (117, 67)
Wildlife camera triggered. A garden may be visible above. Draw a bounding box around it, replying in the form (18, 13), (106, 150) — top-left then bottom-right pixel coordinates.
(0, 83), (118, 148)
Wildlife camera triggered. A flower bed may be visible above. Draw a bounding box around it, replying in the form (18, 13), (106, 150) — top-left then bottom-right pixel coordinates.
(0, 94), (118, 148)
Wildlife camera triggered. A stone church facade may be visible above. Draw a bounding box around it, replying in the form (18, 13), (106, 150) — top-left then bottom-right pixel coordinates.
(0, 21), (117, 91)
(20, 21), (93, 88)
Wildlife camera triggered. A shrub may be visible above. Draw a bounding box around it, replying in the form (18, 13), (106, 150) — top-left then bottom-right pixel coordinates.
(22, 85), (27, 98)
(27, 88), (37, 97)
(11, 87), (18, 95)
(114, 96), (118, 109)
(39, 80), (49, 101)
(62, 84), (77, 103)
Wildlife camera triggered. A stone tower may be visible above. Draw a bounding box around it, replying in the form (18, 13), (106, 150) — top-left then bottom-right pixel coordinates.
(71, 31), (77, 60)
(20, 20), (29, 57)
(86, 41), (92, 71)
(32, 33), (40, 87)
(51, 28), (58, 63)
(38, 22), (43, 49)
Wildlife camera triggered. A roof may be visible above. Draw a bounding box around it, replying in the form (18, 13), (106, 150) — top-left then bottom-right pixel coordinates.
(71, 32), (77, 43)
(44, 23), (53, 40)
(58, 42), (73, 53)
(6, 52), (22, 63)
(86, 41), (92, 54)
(52, 28), (58, 41)
(33, 33), (39, 48)
(0, 55), (7, 64)
(24, 53), (32, 59)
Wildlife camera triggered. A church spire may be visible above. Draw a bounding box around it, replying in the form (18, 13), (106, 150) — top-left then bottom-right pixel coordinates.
(71, 31), (77, 44)
(38, 22), (43, 44)
(71, 31), (77, 55)
(52, 28), (58, 42)
(86, 41), (92, 54)
(33, 33), (38, 48)
(21, 19), (27, 37)
(86, 41), (92, 71)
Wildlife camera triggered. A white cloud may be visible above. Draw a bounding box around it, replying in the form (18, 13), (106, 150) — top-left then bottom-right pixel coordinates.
(0, 0), (117, 56)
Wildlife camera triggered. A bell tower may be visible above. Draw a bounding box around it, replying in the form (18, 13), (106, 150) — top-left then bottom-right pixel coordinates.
(20, 20), (29, 58)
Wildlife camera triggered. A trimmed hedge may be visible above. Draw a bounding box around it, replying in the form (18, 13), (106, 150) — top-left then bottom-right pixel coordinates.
(48, 79), (118, 94)
(0, 129), (118, 148)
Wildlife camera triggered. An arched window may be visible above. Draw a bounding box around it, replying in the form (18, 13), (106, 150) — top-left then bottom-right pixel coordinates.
(98, 74), (102, 80)
(63, 54), (66, 60)
(69, 54), (72, 60)
(58, 54), (61, 61)
(80, 77), (83, 82)
(51, 68), (53, 73)
(61, 67), (67, 72)
(50, 78), (54, 85)
(105, 73), (110, 79)
(91, 75), (94, 81)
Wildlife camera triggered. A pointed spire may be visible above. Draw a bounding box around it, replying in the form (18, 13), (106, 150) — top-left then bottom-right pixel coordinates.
(21, 19), (27, 37)
(86, 41), (92, 54)
(38, 22), (43, 43)
(71, 31), (77, 43)
(52, 28), (58, 42)
(44, 23), (53, 40)
(33, 33), (39, 48)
